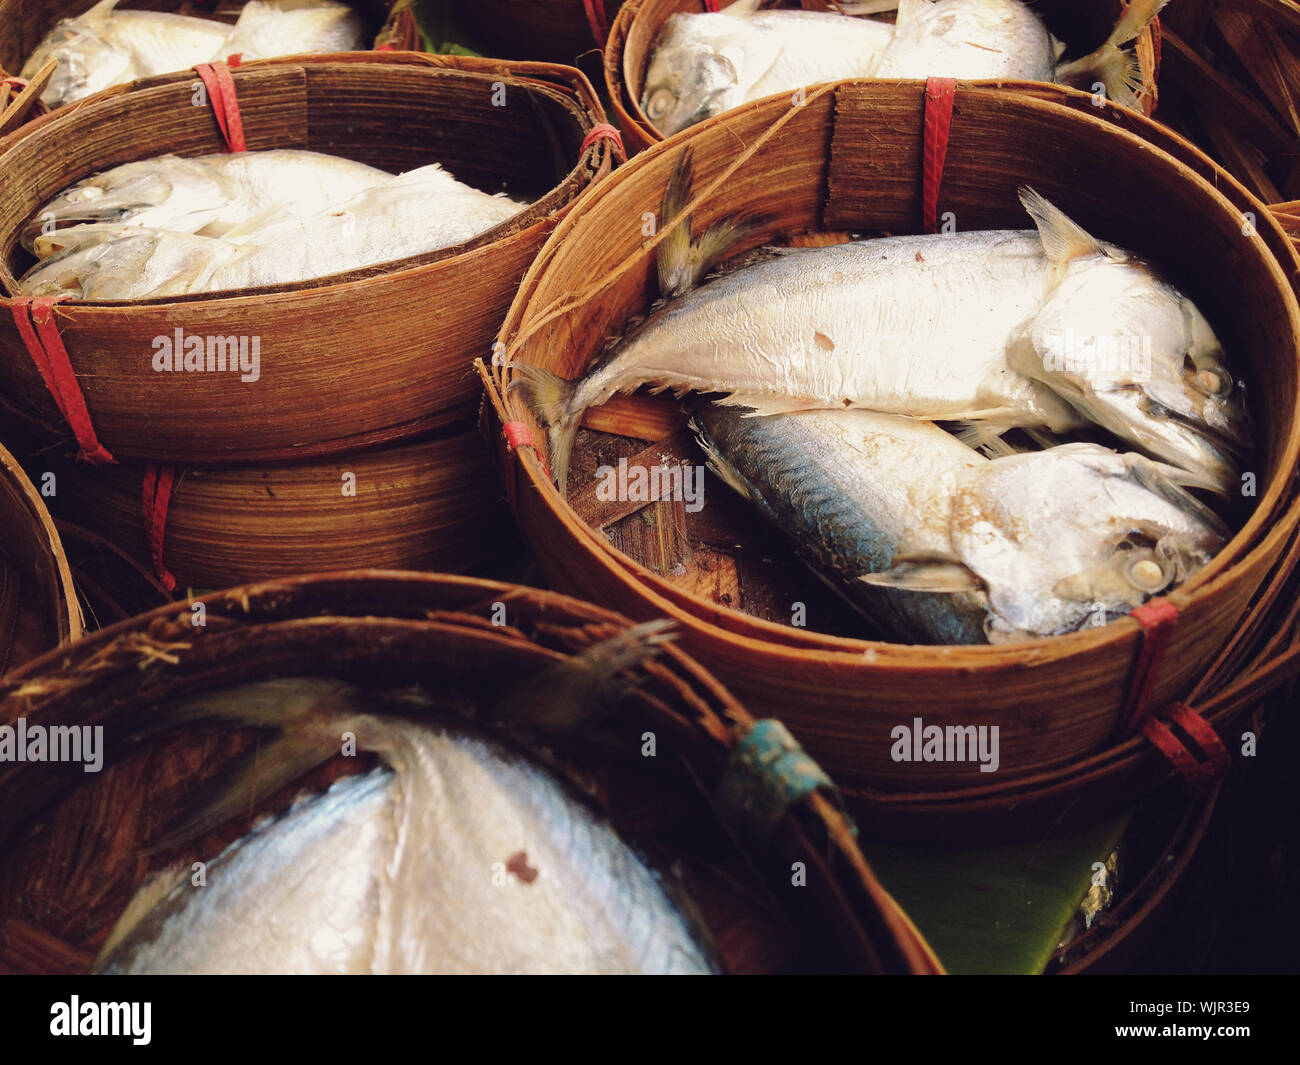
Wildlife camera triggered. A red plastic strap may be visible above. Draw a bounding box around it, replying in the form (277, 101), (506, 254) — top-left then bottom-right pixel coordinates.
(142, 465), (178, 595)
(1141, 703), (1230, 786)
(581, 123), (626, 162)
(704, 0), (720, 10)
(1118, 597), (1178, 735)
(194, 62), (246, 153)
(584, 0), (610, 45)
(1167, 702), (1231, 776)
(503, 420), (552, 481)
(376, 42), (395, 51)
(922, 77), (956, 234)
(10, 297), (115, 464)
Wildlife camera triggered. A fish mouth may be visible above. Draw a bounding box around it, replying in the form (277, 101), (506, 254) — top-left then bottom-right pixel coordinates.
(22, 213), (136, 253)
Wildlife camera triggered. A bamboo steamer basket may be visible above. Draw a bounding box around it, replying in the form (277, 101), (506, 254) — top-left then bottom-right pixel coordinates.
(606, 0), (1160, 154)
(54, 520), (173, 630)
(0, 571), (942, 974)
(41, 431), (519, 591)
(453, 1), (628, 65)
(0, 50), (615, 464)
(481, 79), (1300, 832)
(0, 443), (81, 674)
(0, 0), (416, 78)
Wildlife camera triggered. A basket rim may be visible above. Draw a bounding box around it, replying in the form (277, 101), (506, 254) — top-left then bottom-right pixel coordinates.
(492, 79), (1300, 667)
(0, 51), (614, 304)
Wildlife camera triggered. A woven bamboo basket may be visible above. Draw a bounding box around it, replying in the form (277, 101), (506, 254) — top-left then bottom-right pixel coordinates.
(453, 0), (627, 65)
(0, 442), (81, 674)
(40, 430), (519, 592)
(1155, 0), (1300, 206)
(56, 520), (185, 628)
(0, 571), (942, 974)
(481, 79), (1300, 833)
(0, 0), (417, 79)
(0, 50), (614, 465)
(606, 0), (1160, 154)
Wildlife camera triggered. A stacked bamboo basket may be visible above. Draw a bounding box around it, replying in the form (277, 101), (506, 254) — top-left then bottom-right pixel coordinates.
(484, 79), (1300, 841)
(0, 572), (942, 974)
(0, 0), (1296, 976)
(0, 442), (81, 673)
(0, 49), (618, 591)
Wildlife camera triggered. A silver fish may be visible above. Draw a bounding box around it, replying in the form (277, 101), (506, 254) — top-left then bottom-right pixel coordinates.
(21, 0), (230, 109)
(19, 162), (529, 298)
(512, 171), (1242, 495)
(20, 0), (362, 110)
(693, 404), (1226, 644)
(641, 0), (895, 137)
(218, 0), (363, 59)
(23, 150), (392, 250)
(640, 0), (1167, 136)
(94, 627), (718, 974)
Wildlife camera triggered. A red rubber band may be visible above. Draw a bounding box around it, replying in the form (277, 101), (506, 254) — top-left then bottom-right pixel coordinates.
(376, 42), (394, 51)
(194, 62), (246, 153)
(922, 77), (957, 234)
(142, 465), (178, 595)
(10, 297), (114, 465)
(503, 420), (553, 482)
(581, 123), (626, 162)
(1118, 597), (1178, 735)
(1141, 704), (1229, 787)
(584, 0), (610, 45)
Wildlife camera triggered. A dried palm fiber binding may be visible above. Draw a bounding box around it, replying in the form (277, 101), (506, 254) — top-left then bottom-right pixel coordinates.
(38, 430), (521, 594)
(0, 0), (417, 86)
(481, 77), (1300, 840)
(0, 571), (943, 975)
(606, 0), (1162, 155)
(453, 0), (630, 64)
(0, 442), (81, 675)
(0, 50), (616, 466)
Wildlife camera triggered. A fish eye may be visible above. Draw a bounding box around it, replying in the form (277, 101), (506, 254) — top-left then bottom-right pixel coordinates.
(645, 89), (675, 121)
(1127, 558), (1169, 592)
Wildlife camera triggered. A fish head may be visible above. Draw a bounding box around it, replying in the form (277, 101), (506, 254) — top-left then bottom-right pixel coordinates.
(641, 16), (756, 136)
(22, 19), (134, 109)
(950, 444), (1227, 642)
(21, 163), (190, 252)
(20, 225), (243, 300)
(1011, 187), (1250, 495)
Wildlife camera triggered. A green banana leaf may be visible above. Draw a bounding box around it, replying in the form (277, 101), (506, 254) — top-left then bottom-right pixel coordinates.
(864, 814), (1129, 975)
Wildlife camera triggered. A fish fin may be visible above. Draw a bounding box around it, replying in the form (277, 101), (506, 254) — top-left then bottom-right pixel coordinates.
(147, 730), (343, 854)
(504, 363), (580, 494)
(1018, 186), (1104, 265)
(83, 0), (123, 21)
(93, 862), (190, 971)
(689, 414), (757, 500)
(1123, 454), (1232, 527)
(834, 1), (902, 16)
(1055, 0), (1166, 110)
(953, 421), (1020, 458)
(722, 0), (765, 16)
(894, 0), (931, 29)
(493, 619), (678, 730)
(715, 392), (821, 415)
(658, 149), (696, 299)
(859, 553), (984, 594)
(687, 213), (768, 290)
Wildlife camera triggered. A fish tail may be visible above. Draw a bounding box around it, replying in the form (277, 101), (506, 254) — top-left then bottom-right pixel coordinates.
(1057, 0), (1167, 110)
(576, 618), (678, 676)
(505, 363), (581, 493)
